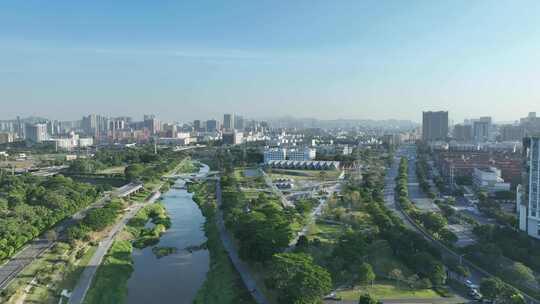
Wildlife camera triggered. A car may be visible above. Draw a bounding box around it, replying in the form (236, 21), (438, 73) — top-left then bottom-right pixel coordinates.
(465, 279), (474, 288)
(469, 284), (480, 290)
(323, 292), (342, 301)
(469, 289), (482, 300)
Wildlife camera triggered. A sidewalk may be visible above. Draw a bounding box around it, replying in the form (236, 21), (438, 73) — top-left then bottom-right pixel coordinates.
(214, 178), (269, 304)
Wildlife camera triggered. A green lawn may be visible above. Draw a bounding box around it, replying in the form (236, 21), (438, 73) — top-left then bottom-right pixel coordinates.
(97, 166), (126, 175)
(234, 168), (267, 189)
(83, 240), (133, 304)
(309, 221), (345, 242)
(337, 281), (441, 300)
(57, 246), (98, 291)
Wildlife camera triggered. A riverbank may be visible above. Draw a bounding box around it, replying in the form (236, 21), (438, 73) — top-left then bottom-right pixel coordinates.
(81, 202), (171, 304)
(189, 181), (255, 304)
(83, 240), (133, 304)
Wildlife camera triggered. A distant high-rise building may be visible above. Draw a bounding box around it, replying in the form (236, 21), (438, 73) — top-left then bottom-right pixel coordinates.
(206, 119), (218, 132)
(501, 124), (524, 142)
(46, 120), (60, 136)
(422, 111), (448, 141)
(16, 116), (25, 139)
(144, 115), (161, 135)
(82, 114), (109, 137)
(518, 135), (540, 239)
(223, 114), (234, 131)
(109, 118), (126, 132)
(452, 124), (472, 141)
(25, 123), (48, 142)
(520, 112), (540, 136)
(143, 114), (156, 121)
(473, 119), (490, 142)
(234, 115), (244, 130)
(193, 120), (201, 132)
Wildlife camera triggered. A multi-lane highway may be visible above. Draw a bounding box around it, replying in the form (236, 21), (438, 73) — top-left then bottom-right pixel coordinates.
(390, 145), (538, 304)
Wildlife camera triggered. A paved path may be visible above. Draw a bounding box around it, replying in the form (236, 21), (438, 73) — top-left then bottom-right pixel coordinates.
(215, 178), (269, 304)
(287, 182), (341, 250)
(0, 193), (110, 290)
(68, 191), (161, 304)
(260, 169), (294, 208)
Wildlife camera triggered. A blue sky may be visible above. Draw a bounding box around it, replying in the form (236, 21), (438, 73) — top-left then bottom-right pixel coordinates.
(1, 0), (539, 122)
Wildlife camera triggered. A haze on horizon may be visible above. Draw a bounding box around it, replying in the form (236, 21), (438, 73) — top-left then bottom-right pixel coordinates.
(1, 1), (539, 123)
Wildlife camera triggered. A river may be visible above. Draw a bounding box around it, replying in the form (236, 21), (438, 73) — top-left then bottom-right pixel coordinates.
(126, 164), (210, 304)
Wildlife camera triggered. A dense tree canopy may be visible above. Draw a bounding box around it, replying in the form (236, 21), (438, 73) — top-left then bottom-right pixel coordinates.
(235, 200), (293, 262)
(266, 253), (332, 304)
(0, 174), (99, 261)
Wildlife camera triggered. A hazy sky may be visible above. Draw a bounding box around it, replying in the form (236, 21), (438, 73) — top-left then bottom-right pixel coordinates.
(1, 1), (539, 123)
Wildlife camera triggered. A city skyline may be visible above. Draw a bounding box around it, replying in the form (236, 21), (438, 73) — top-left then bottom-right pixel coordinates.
(2, 1), (540, 122)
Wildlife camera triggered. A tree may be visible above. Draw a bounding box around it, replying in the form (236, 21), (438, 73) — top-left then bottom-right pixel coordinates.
(266, 253), (332, 304)
(508, 293), (526, 304)
(358, 263), (376, 286)
(480, 277), (504, 301)
(502, 262), (535, 285)
(419, 212), (447, 234)
(125, 164), (145, 182)
(358, 293), (382, 304)
(235, 206), (293, 262)
(333, 230), (367, 268)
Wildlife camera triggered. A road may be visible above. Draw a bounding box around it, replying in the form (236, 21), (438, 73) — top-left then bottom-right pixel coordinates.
(214, 178), (269, 304)
(383, 149), (415, 229)
(393, 146), (539, 304)
(68, 191), (161, 304)
(404, 145), (440, 212)
(0, 193), (110, 291)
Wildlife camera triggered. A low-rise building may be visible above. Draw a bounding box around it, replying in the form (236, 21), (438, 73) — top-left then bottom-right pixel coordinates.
(264, 148), (287, 163)
(263, 147), (316, 163)
(265, 160), (340, 170)
(473, 167), (511, 194)
(287, 147), (316, 161)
